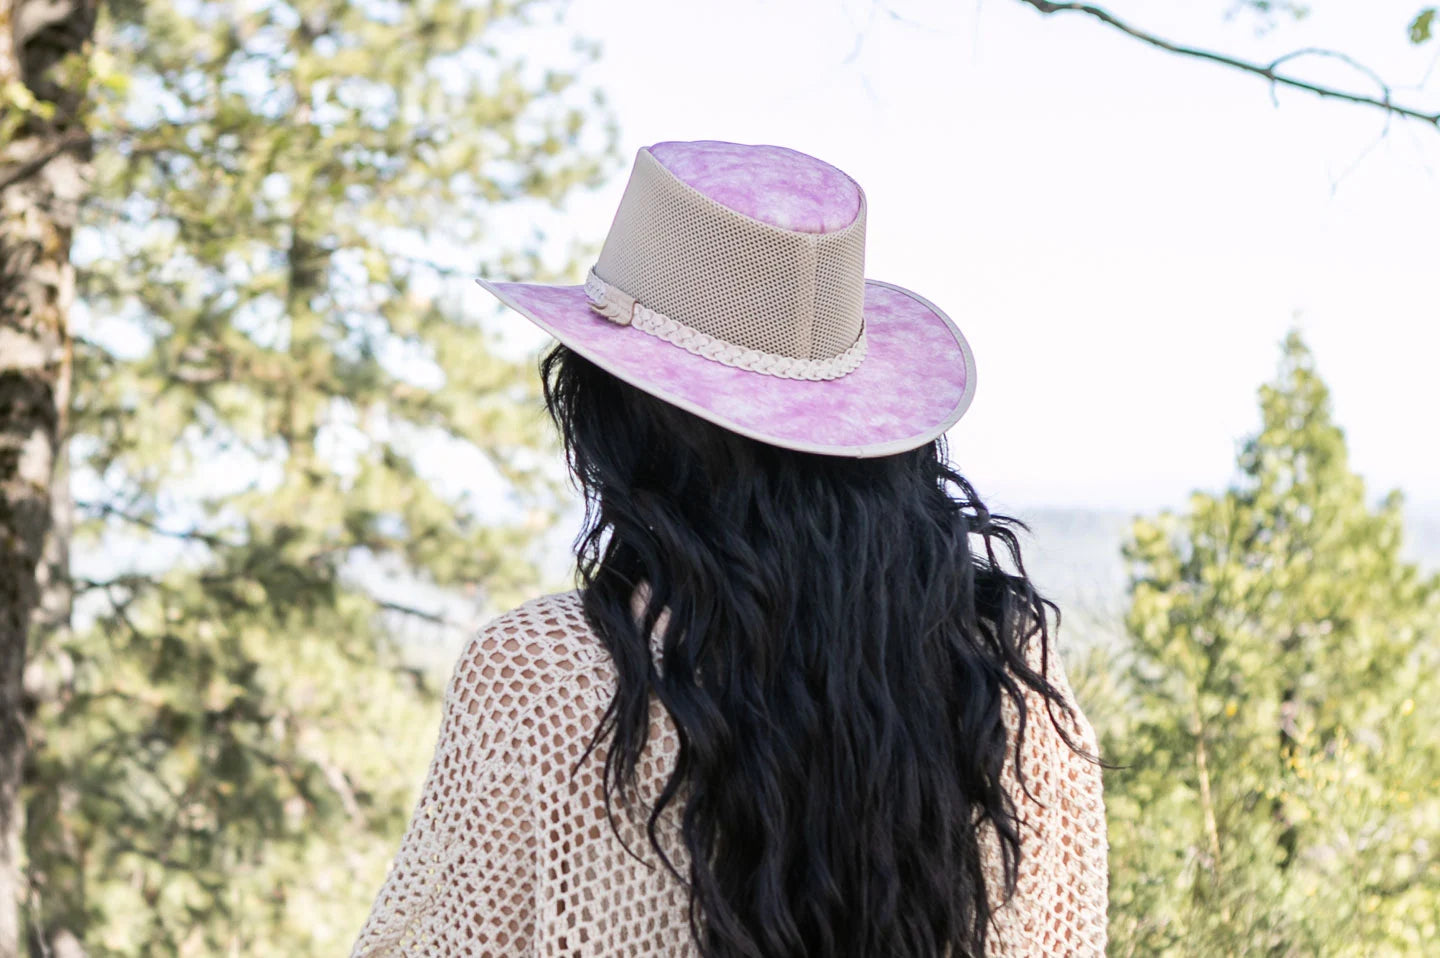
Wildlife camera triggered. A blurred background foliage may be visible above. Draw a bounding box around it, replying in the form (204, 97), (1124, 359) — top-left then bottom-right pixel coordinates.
(2, 0), (1436, 955)
(18, 0), (616, 953)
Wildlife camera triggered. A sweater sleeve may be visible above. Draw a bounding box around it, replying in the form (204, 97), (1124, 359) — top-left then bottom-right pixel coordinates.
(983, 639), (1110, 957)
(351, 619), (540, 957)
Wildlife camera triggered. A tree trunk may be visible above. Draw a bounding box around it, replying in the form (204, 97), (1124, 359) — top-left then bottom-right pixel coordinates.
(0, 1), (95, 953)
(24, 444), (83, 958)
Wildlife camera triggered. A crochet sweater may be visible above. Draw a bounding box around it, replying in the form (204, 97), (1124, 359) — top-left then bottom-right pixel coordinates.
(351, 591), (1109, 956)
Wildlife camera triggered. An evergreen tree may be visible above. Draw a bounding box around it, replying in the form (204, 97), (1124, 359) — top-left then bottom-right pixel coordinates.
(1100, 332), (1440, 955)
(19, 0), (616, 952)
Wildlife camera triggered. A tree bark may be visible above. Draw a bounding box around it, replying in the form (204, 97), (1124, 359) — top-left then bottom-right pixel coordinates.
(0, 1), (95, 953)
(23, 444), (83, 958)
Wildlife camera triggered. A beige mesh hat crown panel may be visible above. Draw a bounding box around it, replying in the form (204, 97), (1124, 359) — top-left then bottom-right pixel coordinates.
(593, 148), (867, 363)
(475, 140), (977, 458)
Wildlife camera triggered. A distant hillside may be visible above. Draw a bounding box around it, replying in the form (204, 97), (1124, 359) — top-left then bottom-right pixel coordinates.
(1006, 508), (1134, 651)
(1009, 507), (1133, 614)
(1005, 504), (1440, 650)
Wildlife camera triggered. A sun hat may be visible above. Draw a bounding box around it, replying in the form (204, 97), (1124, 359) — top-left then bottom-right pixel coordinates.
(476, 139), (976, 458)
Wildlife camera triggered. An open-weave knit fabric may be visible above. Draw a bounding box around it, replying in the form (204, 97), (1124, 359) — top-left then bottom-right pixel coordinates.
(351, 591), (1109, 956)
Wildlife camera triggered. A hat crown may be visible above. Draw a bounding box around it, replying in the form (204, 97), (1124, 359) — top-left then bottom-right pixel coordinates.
(592, 141), (867, 364)
(647, 140), (863, 234)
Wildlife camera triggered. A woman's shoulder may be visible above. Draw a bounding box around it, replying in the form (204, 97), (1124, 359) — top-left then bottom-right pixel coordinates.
(445, 590), (609, 726)
(1014, 628), (1099, 753)
(475, 589), (590, 647)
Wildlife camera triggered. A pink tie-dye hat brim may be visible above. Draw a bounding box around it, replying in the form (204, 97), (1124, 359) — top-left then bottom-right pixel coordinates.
(475, 141), (976, 459)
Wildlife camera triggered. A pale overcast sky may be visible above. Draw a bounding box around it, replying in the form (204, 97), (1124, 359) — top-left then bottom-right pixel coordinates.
(471, 0), (1440, 516)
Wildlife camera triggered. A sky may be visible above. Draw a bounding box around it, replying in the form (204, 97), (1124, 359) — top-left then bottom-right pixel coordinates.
(470, 0), (1440, 517)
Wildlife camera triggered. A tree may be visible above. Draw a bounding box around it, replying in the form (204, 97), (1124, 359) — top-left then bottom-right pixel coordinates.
(1, 1), (98, 954)
(16, 0), (617, 953)
(1097, 332), (1440, 954)
(1013, 1), (1440, 131)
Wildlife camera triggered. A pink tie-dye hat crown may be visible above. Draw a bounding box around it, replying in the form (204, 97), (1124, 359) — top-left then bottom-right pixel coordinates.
(476, 140), (976, 458)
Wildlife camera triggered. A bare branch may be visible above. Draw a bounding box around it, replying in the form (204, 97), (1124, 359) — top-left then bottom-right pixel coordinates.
(1016, 0), (1440, 129)
(375, 598), (470, 631)
(75, 500), (240, 550)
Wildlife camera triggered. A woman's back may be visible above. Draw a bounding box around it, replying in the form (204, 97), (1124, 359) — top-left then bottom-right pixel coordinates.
(351, 591), (1109, 956)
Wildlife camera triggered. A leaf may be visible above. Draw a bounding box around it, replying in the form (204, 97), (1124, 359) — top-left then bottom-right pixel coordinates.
(1411, 7), (1437, 44)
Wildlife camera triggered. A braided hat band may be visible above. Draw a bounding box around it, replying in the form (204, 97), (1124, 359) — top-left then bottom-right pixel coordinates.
(584, 270), (868, 382)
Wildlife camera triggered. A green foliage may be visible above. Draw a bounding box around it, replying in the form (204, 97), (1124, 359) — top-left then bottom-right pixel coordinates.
(1230, 2), (1435, 49)
(1229, 0), (1311, 32)
(1411, 7), (1437, 44)
(22, 0), (616, 953)
(1100, 333), (1440, 955)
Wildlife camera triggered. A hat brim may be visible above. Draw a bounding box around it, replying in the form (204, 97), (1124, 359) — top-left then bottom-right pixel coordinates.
(475, 277), (976, 458)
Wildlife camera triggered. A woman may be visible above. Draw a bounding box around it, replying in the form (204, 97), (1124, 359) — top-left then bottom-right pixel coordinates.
(352, 140), (1110, 957)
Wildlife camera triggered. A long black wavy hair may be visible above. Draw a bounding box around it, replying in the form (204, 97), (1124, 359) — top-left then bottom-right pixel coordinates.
(541, 342), (1099, 958)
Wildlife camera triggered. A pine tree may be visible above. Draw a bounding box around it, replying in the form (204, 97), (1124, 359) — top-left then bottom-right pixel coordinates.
(19, 0), (616, 952)
(1101, 332), (1440, 955)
